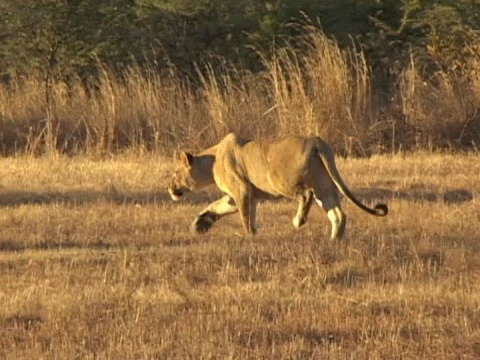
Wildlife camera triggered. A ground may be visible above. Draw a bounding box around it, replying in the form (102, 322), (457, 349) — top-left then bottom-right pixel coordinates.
(1, 153), (479, 359)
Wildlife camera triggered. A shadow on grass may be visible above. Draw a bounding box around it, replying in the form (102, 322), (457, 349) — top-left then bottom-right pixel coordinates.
(0, 183), (472, 210)
(0, 238), (116, 252)
(0, 236), (172, 252)
(0, 189), (216, 207)
(393, 248), (445, 268)
(235, 326), (357, 349)
(325, 268), (368, 287)
(356, 187), (473, 205)
(1, 314), (44, 330)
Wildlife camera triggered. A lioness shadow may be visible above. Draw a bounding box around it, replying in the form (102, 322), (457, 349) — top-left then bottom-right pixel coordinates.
(356, 187), (473, 205)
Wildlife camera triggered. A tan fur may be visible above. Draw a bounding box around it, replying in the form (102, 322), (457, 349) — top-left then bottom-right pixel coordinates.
(168, 133), (387, 239)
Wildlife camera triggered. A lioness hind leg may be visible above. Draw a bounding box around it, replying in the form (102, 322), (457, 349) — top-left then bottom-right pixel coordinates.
(326, 207), (346, 240)
(335, 206), (346, 238)
(315, 193), (346, 240)
(293, 190), (314, 228)
(192, 195), (238, 233)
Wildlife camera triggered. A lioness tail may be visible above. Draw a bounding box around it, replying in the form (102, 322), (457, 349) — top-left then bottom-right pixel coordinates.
(314, 139), (388, 217)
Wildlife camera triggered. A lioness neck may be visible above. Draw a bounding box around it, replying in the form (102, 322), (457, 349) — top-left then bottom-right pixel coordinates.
(196, 144), (217, 187)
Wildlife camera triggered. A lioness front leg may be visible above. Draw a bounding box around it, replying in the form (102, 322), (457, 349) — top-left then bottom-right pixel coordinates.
(293, 190), (314, 228)
(192, 195), (238, 233)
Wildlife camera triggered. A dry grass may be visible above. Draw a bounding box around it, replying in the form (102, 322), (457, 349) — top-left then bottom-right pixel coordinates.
(1, 28), (479, 157)
(265, 28), (372, 151)
(1, 152), (479, 359)
(398, 56), (480, 150)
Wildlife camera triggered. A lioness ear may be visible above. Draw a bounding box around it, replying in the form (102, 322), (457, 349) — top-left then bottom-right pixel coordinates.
(179, 151), (194, 167)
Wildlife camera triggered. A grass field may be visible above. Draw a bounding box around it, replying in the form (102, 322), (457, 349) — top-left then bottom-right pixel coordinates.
(1, 152), (479, 359)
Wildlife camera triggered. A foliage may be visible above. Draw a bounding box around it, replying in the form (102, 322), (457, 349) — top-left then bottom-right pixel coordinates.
(2, 0), (479, 81)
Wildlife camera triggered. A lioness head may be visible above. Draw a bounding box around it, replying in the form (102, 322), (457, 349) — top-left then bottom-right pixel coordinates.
(167, 151), (197, 201)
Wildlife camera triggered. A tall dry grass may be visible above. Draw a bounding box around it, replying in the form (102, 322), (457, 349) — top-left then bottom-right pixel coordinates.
(265, 27), (372, 153)
(1, 27), (480, 156)
(197, 65), (274, 143)
(399, 55), (480, 150)
(0, 67), (204, 155)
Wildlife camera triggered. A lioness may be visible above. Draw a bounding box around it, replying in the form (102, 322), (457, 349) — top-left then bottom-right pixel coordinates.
(168, 133), (387, 239)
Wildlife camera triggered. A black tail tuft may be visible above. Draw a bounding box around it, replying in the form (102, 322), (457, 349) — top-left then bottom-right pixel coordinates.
(374, 203), (388, 216)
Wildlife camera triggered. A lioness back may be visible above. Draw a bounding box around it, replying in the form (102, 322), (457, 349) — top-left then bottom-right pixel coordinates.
(214, 133), (321, 199)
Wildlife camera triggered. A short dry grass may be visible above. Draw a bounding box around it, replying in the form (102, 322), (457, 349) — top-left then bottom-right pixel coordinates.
(1, 152), (480, 359)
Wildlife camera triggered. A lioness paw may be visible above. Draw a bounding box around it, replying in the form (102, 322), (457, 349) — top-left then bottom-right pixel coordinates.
(191, 215), (215, 234)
